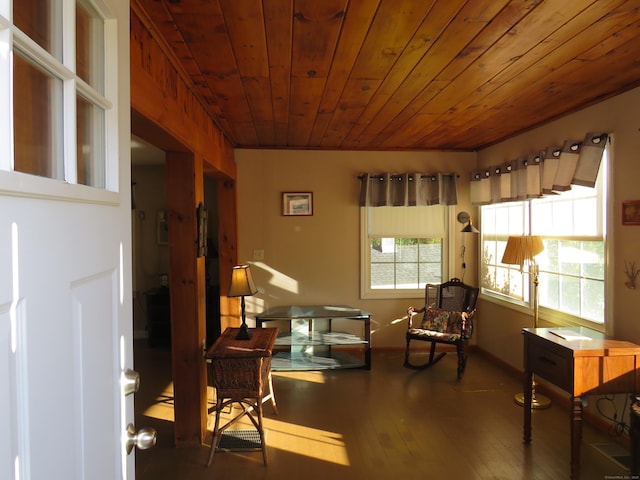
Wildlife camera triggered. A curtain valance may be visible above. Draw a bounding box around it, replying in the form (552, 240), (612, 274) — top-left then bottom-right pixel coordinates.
(359, 172), (458, 206)
(470, 132), (608, 206)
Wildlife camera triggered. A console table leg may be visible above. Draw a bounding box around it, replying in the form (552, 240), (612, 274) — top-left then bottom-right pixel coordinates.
(523, 370), (532, 444)
(570, 396), (583, 480)
(631, 395), (639, 476)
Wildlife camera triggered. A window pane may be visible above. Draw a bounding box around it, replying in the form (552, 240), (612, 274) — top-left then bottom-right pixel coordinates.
(13, 52), (63, 179)
(76, 0), (105, 93)
(14, 0), (62, 60)
(369, 237), (441, 290)
(371, 263), (394, 289)
(540, 272), (558, 309)
(396, 263), (419, 289)
(77, 94), (105, 187)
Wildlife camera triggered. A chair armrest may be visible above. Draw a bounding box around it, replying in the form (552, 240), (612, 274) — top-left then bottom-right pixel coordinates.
(406, 306), (425, 329)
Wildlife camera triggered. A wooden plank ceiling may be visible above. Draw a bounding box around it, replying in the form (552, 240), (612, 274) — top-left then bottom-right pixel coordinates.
(135, 0), (640, 151)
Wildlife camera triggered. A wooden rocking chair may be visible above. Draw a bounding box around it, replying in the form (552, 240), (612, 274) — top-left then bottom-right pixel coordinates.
(404, 278), (478, 379)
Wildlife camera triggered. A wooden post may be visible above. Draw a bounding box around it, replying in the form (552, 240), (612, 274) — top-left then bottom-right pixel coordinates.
(166, 152), (208, 446)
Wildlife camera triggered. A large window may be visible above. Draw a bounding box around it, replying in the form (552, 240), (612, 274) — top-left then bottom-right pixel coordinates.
(361, 205), (450, 299)
(2, 0), (114, 193)
(481, 150), (607, 325)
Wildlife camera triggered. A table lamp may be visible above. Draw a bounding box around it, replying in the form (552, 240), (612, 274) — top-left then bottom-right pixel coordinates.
(501, 235), (551, 409)
(228, 264), (258, 340)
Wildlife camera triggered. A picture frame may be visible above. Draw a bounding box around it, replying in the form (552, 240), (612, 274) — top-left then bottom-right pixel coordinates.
(197, 202), (208, 257)
(282, 192), (313, 216)
(622, 200), (640, 225)
(156, 210), (169, 245)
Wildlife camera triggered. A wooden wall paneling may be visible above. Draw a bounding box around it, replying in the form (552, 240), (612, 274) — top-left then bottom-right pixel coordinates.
(166, 152), (208, 446)
(131, 3), (240, 447)
(130, 4), (237, 177)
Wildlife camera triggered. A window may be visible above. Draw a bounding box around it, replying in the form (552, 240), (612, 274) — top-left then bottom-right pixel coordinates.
(361, 205), (450, 299)
(2, 0), (115, 193)
(481, 149), (607, 325)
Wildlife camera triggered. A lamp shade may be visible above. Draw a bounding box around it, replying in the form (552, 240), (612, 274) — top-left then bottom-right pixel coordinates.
(228, 265), (258, 297)
(461, 217), (480, 233)
(501, 235), (544, 271)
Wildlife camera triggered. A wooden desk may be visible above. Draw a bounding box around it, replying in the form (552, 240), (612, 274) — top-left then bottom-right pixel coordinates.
(522, 327), (640, 479)
(205, 327), (279, 466)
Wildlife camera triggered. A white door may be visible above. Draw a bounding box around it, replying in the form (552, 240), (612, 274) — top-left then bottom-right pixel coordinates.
(0, 1), (147, 479)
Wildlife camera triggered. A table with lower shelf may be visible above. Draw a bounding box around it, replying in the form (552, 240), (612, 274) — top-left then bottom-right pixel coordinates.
(256, 305), (371, 371)
(205, 327), (279, 466)
(522, 327), (640, 479)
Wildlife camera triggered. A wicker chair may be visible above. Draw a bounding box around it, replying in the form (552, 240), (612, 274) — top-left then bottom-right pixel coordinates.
(404, 278), (478, 379)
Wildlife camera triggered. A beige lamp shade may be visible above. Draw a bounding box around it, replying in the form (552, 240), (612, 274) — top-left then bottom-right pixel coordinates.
(501, 235), (544, 271)
(228, 265), (258, 297)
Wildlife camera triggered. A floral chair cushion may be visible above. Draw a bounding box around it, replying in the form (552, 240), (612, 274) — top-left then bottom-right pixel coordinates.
(418, 307), (475, 337)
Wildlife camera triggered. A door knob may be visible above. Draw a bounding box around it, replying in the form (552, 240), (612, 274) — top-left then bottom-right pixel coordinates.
(122, 369), (140, 396)
(125, 423), (157, 454)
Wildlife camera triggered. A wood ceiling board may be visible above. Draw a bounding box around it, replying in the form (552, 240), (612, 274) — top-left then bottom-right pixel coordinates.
(288, 76), (327, 146)
(352, 0), (510, 147)
(134, 0), (640, 150)
(308, 0), (381, 146)
(290, 0), (348, 78)
(339, 0), (468, 146)
(264, 0), (294, 144)
(419, 6), (640, 149)
(408, 0), (635, 149)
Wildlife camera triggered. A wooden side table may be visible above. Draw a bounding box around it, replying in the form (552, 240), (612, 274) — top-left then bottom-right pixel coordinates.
(205, 327), (279, 466)
(522, 327), (640, 479)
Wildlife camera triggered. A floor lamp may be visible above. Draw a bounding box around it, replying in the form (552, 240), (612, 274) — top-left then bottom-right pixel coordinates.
(501, 235), (551, 409)
(228, 264), (258, 340)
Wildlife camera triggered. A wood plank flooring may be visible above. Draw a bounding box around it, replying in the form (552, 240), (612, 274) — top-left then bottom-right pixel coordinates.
(134, 343), (631, 480)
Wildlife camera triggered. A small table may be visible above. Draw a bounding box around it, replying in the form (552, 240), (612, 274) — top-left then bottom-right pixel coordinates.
(522, 327), (640, 479)
(256, 305), (371, 371)
(205, 327), (278, 466)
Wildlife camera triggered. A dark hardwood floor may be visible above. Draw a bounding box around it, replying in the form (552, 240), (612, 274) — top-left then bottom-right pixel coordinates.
(134, 342), (631, 480)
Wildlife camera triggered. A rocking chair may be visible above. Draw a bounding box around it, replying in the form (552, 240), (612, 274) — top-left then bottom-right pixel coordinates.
(404, 278), (478, 379)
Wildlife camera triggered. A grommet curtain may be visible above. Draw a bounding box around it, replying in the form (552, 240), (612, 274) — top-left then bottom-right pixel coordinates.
(359, 172), (458, 207)
(470, 132), (608, 206)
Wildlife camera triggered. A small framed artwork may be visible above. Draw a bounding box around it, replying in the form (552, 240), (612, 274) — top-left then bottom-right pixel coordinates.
(156, 210), (169, 245)
(622, 200), (640, 225)
(282, 192), (313, 216)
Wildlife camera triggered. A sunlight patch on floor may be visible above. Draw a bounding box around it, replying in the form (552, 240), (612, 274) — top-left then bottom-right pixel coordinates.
(273, 370), (326, 384)
(265, 417), (349, 466)
(210, 413), (350, 466)
(141, 381), (175, 421)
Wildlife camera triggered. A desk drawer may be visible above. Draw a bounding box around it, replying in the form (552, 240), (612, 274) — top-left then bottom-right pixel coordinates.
(526, 339), (572, 391)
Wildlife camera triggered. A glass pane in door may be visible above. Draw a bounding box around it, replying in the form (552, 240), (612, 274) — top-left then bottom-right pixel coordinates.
(77, 94), (105, 187)
(13, 52), (63, 179)
(76, 0), (105, 93)
(14, 0), (63, 60)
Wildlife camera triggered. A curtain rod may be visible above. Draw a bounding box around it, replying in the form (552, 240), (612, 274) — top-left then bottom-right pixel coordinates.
(357, 173), (460, 180)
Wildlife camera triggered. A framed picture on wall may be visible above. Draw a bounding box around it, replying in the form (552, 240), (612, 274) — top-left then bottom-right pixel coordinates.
(622, 200), (640, 225)
(157, 210), (169, 245)
(282, 192), (313, 216)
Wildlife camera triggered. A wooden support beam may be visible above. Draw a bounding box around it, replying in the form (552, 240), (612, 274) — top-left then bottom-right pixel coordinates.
(166, 152), (208, 446)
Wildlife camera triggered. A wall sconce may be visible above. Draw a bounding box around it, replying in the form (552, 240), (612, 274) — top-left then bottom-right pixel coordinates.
(457, 211), (479, 233)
